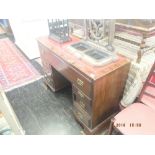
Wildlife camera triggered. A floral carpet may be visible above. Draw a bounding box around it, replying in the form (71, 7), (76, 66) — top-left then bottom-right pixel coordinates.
(0, 38), (41, 91)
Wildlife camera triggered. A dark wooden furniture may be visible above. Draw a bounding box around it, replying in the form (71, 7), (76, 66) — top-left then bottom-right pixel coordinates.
(37, 36), (130, 134)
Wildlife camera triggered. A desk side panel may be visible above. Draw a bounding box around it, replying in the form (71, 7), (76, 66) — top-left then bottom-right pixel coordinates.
(92, 62), (130, 127)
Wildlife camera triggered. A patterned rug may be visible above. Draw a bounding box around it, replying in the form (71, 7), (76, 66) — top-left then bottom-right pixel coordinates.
(0, 38), (42, 91)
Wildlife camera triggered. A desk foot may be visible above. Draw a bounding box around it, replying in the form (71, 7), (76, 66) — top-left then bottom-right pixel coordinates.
(43, 80), (56, 92)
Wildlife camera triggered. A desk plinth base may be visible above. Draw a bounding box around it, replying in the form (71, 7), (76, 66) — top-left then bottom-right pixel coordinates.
(43, 79), (57, 92)
(74, 112), (118, 135)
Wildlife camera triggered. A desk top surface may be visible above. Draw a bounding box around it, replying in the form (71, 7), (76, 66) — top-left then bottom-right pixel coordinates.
(38, 36), (130, 80)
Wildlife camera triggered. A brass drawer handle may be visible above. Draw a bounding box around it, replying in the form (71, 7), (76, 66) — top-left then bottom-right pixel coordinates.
(78, 90), (84, 98)
(77, 78), (84, 87)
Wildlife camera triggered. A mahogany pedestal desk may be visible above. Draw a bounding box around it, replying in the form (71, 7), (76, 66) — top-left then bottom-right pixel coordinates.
(37, 36), (130, 134)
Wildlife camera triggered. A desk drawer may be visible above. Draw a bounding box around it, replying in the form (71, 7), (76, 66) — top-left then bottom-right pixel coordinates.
(72, 85), (92, 114)
(73, 104), (92, 128)
(66, 66), (92, 97)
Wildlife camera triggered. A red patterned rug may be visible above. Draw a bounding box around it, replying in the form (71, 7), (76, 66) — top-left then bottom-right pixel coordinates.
(0, 38), (41, 91)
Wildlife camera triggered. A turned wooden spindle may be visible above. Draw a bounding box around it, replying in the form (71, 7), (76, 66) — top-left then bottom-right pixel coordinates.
(136, 34), (146, 63)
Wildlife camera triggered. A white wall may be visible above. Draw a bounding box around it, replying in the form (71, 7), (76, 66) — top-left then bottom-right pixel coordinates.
(9, 19), (49, 59)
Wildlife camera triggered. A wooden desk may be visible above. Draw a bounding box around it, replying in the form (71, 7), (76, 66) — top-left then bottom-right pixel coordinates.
(37, 36), (130, 134)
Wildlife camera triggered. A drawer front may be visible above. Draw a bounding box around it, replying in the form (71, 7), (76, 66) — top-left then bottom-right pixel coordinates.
(72, 85), (92, 114)
(66, 66), (92, 97)
(73, 105), (92, 128)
